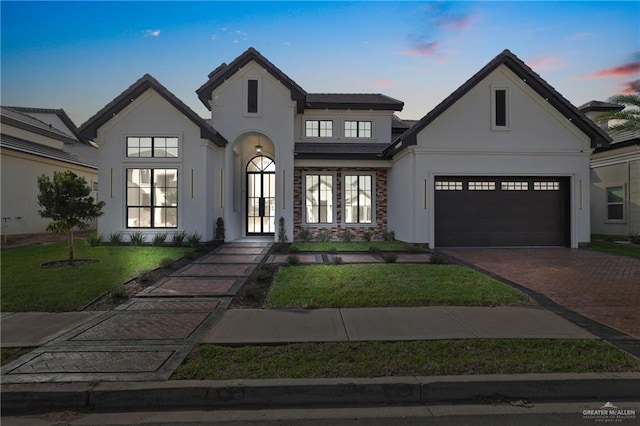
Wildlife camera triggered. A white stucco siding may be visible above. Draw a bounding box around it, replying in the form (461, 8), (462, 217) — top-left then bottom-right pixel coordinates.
(209, 61), (296, 241)
(96, 89), (218, 240)
(1, 149), (97, 235)
(631, 160), (640, 234)
(389, 65), (592, 248)
(590, 163), (629, 236)
(296, 110), (394, 144)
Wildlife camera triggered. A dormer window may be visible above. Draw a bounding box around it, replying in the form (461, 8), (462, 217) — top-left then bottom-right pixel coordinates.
(305, 120), (333, 137)
(344, 120), (372, 138)
(491, 86), (510, 130)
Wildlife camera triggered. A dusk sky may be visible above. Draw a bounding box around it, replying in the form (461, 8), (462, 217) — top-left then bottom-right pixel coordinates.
(1, 1), (639, 126)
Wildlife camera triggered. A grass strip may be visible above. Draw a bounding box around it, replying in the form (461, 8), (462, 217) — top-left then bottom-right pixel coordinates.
(0, 348), (33, 366)
(583, 241), (640, 258)
(1, 242), (191, 311)
(173, 340), (640, 380)
(266, 264), (531, 308)
(291, 242), (425, 252)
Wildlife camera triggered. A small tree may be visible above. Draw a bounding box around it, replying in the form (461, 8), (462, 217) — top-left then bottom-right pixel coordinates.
(37, 170), (105, 265)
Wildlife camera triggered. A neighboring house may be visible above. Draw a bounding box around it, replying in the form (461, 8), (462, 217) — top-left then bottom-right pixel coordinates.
(581, 101), (640, 236)
(0, 107), (99, 236)
(79, 48), (609, 248)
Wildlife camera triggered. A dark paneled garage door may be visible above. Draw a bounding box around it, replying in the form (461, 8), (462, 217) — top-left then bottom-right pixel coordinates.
(434, 177), (570, 247)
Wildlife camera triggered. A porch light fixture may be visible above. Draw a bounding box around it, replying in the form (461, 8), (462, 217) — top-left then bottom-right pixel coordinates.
(255, 144), (263, 154)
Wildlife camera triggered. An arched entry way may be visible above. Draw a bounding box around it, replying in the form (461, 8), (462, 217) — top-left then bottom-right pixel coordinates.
(246, 155), (276, 235)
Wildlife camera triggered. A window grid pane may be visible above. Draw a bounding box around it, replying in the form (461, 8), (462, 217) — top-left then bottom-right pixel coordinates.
(127, 168), (178, 228)
(435, 181), (463, 191)
(534, 182), (560, 191)
(501, 182), (529, 191)
(126, 137), (178, 158)
(345, 175), (372, 224)
(606, 186), (624, 220)
(305, 175), (333, 224)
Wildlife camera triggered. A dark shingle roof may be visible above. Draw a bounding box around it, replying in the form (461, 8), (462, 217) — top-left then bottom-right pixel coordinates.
(578, 100), (625, 113)
(0, 133), (97, 168)
(79, 74), (227, 146)
(295, 142), (388, 160)
(1, 107), (79, 144)
(385, 49), (612, 157)
(197, 47), (307, 112)
(305, 94), (403, 111)
(7, 106), (85, 142)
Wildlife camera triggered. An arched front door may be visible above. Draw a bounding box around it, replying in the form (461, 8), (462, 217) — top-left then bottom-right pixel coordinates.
(246, 155), (276, 235)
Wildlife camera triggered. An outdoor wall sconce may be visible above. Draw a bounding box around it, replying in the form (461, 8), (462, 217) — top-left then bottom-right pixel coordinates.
(255, 144), (263, 154)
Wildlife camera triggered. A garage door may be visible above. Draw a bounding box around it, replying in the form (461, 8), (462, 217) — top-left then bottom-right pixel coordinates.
(434, 177), (570, 247)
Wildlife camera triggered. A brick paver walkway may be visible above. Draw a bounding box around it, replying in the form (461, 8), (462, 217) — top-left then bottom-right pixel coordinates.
(1, 241), (271, 383)
(442, 248), (640, 338)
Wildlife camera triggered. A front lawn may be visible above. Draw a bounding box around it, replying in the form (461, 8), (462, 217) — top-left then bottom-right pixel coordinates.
(291, 241), (425, 252)
(173, 340), (640, 380)
(265, 264), (531, 308)
(1, 242), (191, 312)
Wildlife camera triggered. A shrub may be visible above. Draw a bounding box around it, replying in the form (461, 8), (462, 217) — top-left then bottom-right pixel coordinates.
(129, 231), (146, 246)
(253, 263), (275, 282)
(109, 284), (127, 301)
(215, 217), (225, 242)
(382, 230), (395, 242)
(368, 246), (380, 253)
(159, 257), (175, 269)
(273, 242), (289, 253)
(328, 246), (337, 254)
(383, 253), (398, 263)
(86, 232), (102, 247)
(172, 231), (187, 246)
(139, 269), (153, 282)
(630, 232), (640, 245)
(152, 233), (168, 246)
(289, 245), (299, 253)
(187, 232), (202, 248)
(299, 228), (314, 242)
(108, 232), (124, 245)
(362, 230), (373, 242)
(331, 255), (343, 265)
(278, 217), (288, 244)
(339, 229), (353, 242)
(317, 230), (331, 242)
(286, 254), (300, 266)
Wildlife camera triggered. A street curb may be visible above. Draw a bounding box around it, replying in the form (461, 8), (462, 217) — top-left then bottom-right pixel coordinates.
(2, 373), (640, 415)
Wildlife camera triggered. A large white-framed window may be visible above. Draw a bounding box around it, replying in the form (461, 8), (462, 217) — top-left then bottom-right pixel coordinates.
(344, 120), (372, 138)
(344, 174), (373, 224)
(126, 168), (178, 228)
(126, 136), (179, 158)
(491, 86), (510, 130)
(606, 185), (625, 222)
(244, 76), (262, 117)
(305, 174), (334, 224)
(305, 120), (333, 138)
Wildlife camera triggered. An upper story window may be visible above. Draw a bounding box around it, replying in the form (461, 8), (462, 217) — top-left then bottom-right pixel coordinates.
(607, 186), (625, 221)
(127, 137), (178, 158)
(491, 86), (510, 130)
(305, 120), (333, 138)
(244, 77), (261, 116)
(344, 120), (372, 138)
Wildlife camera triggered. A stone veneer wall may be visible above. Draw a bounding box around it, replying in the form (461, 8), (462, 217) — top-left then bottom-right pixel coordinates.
(293, 167), (388, 241)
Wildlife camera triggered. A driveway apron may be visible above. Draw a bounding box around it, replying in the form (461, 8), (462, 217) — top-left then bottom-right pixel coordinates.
(441, 248), (640, 339)
(1, 242), (271, 384)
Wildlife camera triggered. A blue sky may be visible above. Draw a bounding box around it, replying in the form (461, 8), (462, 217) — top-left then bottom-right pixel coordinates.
(2, 1), (639, 126)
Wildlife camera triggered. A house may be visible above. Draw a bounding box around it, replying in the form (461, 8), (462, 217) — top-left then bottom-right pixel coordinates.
(0, 107), (98, 237)
(79, 48), (609, 248)
(581, 101), (640, 237)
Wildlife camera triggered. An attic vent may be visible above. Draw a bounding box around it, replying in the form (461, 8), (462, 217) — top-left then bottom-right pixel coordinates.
(395, 141), (402, 149)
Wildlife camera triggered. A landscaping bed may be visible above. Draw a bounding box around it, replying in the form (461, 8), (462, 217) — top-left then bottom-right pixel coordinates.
(173, 339), (640, 380)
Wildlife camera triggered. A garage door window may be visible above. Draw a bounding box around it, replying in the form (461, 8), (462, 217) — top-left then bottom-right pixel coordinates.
(534, 181), (560, 191)
(468, 181), (496, 191)
(435, 181), (463, 190)
(501, 182), (529, 191)
(606, 186), (624, 221)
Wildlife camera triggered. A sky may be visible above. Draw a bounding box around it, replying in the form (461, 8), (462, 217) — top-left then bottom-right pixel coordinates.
(1, 1), (639, 126)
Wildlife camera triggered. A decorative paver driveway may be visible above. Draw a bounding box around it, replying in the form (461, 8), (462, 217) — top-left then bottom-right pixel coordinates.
(442, 248), (640, 338)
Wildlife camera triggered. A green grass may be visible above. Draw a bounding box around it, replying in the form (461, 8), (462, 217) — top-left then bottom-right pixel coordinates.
(173, 340), (640, 380)
(583, 241), (640, 258)
(0, 348), (33, 366)
(1, 242), (191, 312)
(291, 241), (425, 252)
(265, 264), (531, 308)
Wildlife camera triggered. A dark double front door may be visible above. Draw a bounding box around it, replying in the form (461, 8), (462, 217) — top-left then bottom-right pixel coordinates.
(246, 156), (275, 235)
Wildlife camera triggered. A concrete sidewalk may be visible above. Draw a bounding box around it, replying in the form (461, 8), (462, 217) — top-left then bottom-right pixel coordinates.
(204, 306), (595, 344)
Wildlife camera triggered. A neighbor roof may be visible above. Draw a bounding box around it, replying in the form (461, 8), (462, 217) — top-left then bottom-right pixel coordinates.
(0, 133), (97, 168)
(197, 47), (307, 113)
(80, 74), (227, 146)
(578, 100), (625, 113)
(1, 106), (79, 145)
(385, 49), (612, 157)
(8, 106), (85, 142)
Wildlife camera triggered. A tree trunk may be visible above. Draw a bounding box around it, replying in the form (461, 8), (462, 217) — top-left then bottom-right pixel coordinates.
(68, 228), (75, 266)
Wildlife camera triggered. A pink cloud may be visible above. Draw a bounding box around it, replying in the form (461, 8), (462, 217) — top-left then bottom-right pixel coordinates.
(372, 79), (399, 89)
(401, 41), (440, 57)
(577, 62), (640, 79)
(620, 79), (640, 94)
(526, 56), (566, 71)
(437, 14), (477, 31)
